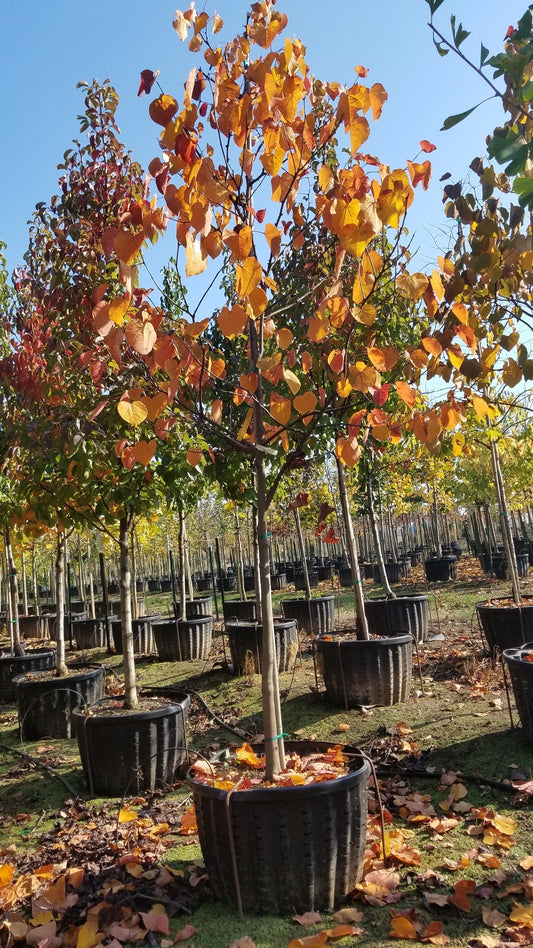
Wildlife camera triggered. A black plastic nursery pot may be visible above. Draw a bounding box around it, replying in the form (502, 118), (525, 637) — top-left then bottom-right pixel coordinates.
(294, 570), (319, 590)
(152, 616), (213, 661)
(424, 555), (457, 582)
(315, 633), (412, 707)
(14, 665), (105, 740)
(18, 614), (53, 640)
(364, 595), (429, 643)
(281, 595), (335, 636)
(73, 690), (191, 796)
(188, 740), (370, 915)
(373, 561), (403, 585)
(270, 572), (287, 590)
(73, 616), (116, 650)
(222, 599), (257, 623)
(184, 596), (213, 619)
(503, 642), (533, 742)
(112, 615), (160, 655)
(226, 619), (298, 675)
(476, 597), (533, 657)
(0, 649), (56, 704)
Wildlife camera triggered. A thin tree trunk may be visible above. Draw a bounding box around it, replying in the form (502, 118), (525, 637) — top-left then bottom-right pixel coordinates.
(183, 519), (195, 602)
(178, 509), (187, 621)
(5, 526), (22, 654)
(293, 507), (312, 600)
(31, 543), (40, 617)
(336, 458), (369, 638)
(130, 527), (138, 620)
(489, 438), (521, 605)
(252, 504), (262, 622)
(21, 552), (28, 615)
(234, 507), (246, 600)
(120, 514), (137, 708)
(367, 478), (395, 598)
(55, 532), (68, 676)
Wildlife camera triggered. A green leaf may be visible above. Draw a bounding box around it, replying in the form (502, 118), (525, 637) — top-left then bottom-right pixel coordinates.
(513, 175), (533, 209)
(441, 103), (481, 130)
(426, 0), (446, 14)
(479, 43), (490, 68)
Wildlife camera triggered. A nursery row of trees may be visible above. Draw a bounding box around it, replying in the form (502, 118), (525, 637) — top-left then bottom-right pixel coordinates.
(2, 2), (533, 776)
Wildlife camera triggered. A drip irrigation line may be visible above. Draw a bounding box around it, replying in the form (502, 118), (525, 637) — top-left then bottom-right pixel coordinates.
(0, 741), (80, 798)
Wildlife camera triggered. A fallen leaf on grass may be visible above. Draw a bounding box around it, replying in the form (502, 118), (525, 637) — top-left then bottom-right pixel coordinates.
(448, 879), (476, 912)
(287, 925), (359, 947)
(519, 855), (533, 870)
(293, 912), (322, 925)
(509, 902), (533, 927)
(481, 906), (507, 929)
(174, 924), (198, 941)
(140, 912), (170, 934)
(332, 908), (363, 923)
(333, 723), (349, 733)
(230, 938), (257, 948)
(356, 869), (402, 905)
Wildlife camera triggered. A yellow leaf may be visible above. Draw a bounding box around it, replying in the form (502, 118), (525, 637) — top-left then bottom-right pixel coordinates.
(277, 328), (293, 349)
(389, 915), (417, 939)
(117, 400), (148, 427)
(293, 391), (317, 420)
(118, 805), (138, 823)
(264, 222), (282, 258)
(76, 916), (102, 948)
(510, 902), (533, 926)
(270, 393), (291, 426)
(283, 368), (301, 395)
(237, 407), (254, 441)
(236, 257), (262, 299)
(109, 294), (131, 325)
(472, 395), (489, 420)
(396, 272), (428, 301)
(492, 814), (517, 836)
(185, 233), (208, 277)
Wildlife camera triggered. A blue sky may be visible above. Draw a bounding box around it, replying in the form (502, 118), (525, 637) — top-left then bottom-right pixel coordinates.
(0, 0), (527, 285)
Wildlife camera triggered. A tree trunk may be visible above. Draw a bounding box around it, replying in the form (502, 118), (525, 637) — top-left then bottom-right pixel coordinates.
(55, 532), (68, 676)
(490, 437), (521, 605)
(21, 552), (28, 616)
(336, 458), (369, 639)
(293, 507), (312, 600)
(234, 507), (246, 601)
(32, 543), (40, 617)
(367, 477), (395, 598)
(178, 509), (187, 621)
(252, 504), (262, 623)
(183, 519), (195, 602)
(5, 526), (22, 655)
(256, 452), (284, 779)
(130, 527), (138, 620)
(120, 514), (137, 709)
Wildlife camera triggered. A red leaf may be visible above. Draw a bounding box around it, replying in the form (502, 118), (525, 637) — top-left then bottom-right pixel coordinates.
(419, 140), (436, 153)
(256, 209), (266, 223)
(137, 69), (159, 96)
(371, 383), (390, 406)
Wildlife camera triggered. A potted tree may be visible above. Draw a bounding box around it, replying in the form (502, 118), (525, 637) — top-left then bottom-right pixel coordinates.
(94, 2), (438, 912)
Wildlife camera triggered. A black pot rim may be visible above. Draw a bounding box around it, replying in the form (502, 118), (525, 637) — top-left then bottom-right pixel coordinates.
(476, 597), (533, 611)
(0, 648), (55, 661)
(281, 595), (335, 604)
(72, 690), (191, 724)
(365, 594), (428, 605)
(187, 740), (369, 803)
(316, 632), (412, 646)
(503, 642), (533, 665)
(13, 664), (104, 690)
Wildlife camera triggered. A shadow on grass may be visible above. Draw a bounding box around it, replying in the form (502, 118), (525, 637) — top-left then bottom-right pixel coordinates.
(423, 723), (533, 778)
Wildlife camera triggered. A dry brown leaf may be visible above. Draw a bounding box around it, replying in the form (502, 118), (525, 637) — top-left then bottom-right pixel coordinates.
(293, 912), (322, 926)
(481, 906), (507, 929)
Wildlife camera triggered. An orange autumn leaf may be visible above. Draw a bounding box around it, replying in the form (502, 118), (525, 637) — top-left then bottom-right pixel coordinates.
(235, 743), (265, 769)
(448, 879), (476, 912)
(113, 230), (145, 266)
(133, 440), (157, 466)
(270, 393), (291, 426)
(236, 256), (262, 299)
(390, 915), (418, 939)
(395, 380), (417, 408)
(186, 449), (203, 467)
(179, 805), (198, 835)
(218, 304), (248, 339)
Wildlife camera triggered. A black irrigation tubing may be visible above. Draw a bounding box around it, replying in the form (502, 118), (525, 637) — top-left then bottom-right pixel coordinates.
(0, 741), (80, 798)
(188, 690), (256, 741)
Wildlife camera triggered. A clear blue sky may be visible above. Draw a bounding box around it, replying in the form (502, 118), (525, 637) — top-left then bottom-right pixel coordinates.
(0, 0), (527, 283)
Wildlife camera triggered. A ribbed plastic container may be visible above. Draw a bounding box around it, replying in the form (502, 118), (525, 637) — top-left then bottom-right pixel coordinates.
(476, 597), (533, 657)
(74, 691), (190, 795)
(281, 595), (335, 636)
(364, 595), (429, 643)
(0, 649), (56, 703)
(424, 556), (457, 582)
(226, 619), (298, 674)
(73, 617), (114, 650)
(15, 665), (104, 740)
(316, 634), (412, 707)
(184, 596), (213, 618)
(18, 614), (52, 639)
(188, 741), (369, 915)
(112, 615), (160, 655)
(152, 616), (213, 661)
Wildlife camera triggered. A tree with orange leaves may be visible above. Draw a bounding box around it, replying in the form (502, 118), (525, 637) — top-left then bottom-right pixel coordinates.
(91, 2), (437, 778)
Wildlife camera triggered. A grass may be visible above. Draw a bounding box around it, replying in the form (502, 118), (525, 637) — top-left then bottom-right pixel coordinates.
(2, 556), (533, 947)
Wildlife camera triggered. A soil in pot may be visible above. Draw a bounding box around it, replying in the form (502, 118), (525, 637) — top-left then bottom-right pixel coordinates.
(226, 619), (298, 675)
(14, 664), (105, 740)
(364, 595), (429, 643)
(476, 597), (533, 657)
(281, 595), (335, 636)
(188, 740), (370, 915)
(73, 691), (190, 796)
(0, 648), (56, 704)
(315, 632), (413, 707)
